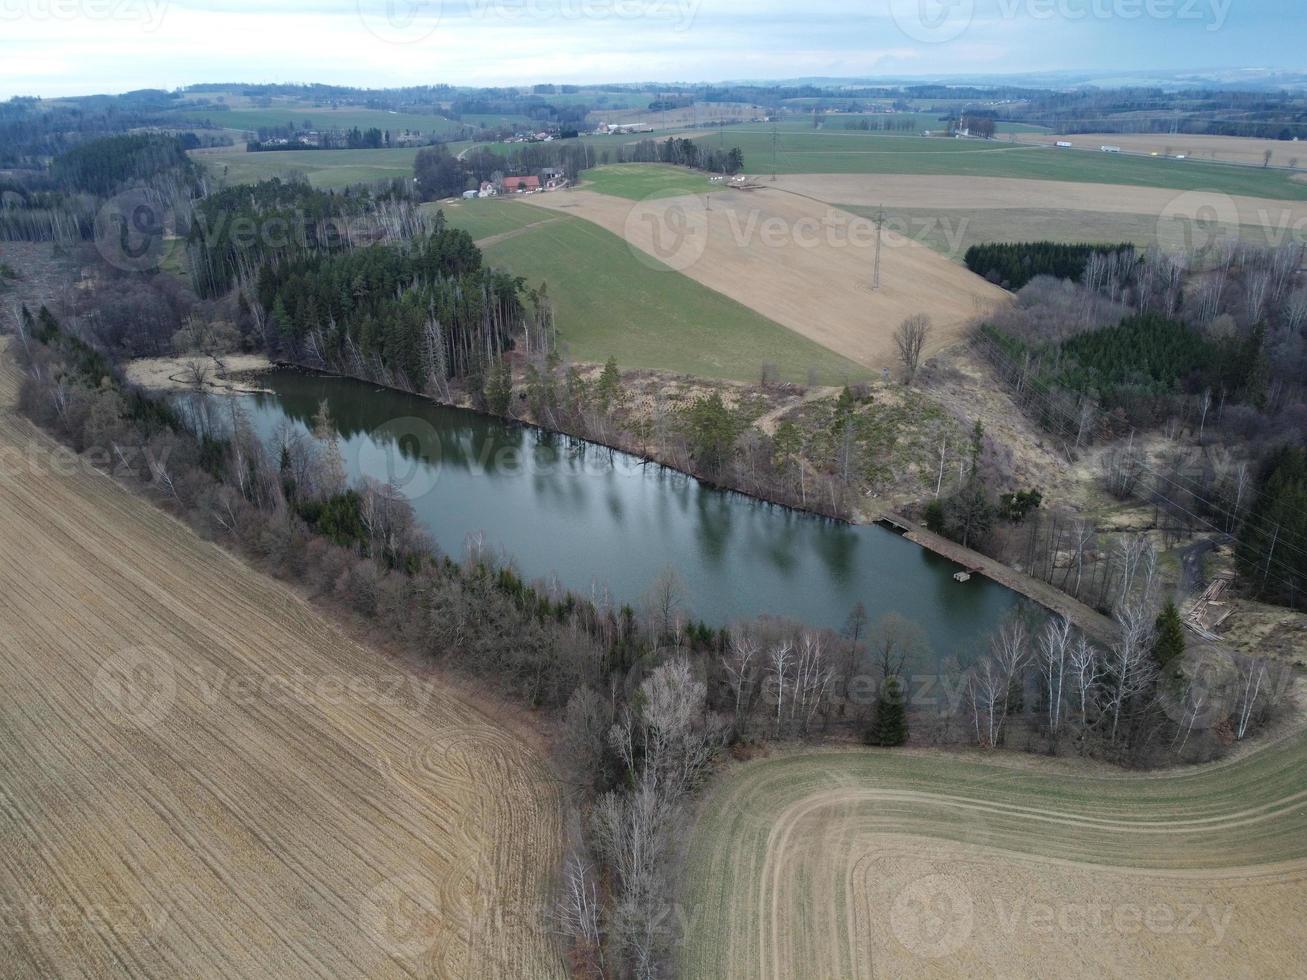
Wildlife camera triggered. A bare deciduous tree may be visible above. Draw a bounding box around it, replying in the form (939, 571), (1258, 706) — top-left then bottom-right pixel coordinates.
(557, 854), (603, 971)
(1103, 600), (1158, 743)
(894, 314), (931, 383)
(722, 630), (762, 737)
(1038, 615), (1073, 738)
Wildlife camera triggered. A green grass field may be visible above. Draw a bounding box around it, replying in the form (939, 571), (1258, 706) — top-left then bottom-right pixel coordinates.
(191, 141), (690, 192)
(193, 147), (421, 189)
(579, 164), (715, 200)
(440, 200), (865, 383)
(432, 198), (558, 241)
(692, 126), (1307, 200)
(785, 112), (1049, 135)
(169, 104), (465, 135)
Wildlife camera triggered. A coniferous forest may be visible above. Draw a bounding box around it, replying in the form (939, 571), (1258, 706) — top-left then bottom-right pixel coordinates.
(965, 240), (1135, 290)
(255, 218), (528, 387)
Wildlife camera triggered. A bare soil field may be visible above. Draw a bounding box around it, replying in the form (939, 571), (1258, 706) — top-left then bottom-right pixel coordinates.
(772, 174), (1307, 251)
(1016, 131), (1307, 169)
(680, 733), (1307, 979)
(0, 342), (565, 979)
(524, 188), (1012, 371)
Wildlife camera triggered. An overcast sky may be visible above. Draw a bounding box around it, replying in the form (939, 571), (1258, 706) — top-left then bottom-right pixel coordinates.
(1, 0), (1300, 98)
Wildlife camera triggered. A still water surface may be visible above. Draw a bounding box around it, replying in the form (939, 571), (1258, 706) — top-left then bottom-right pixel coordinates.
(229, 371), (1025, 663)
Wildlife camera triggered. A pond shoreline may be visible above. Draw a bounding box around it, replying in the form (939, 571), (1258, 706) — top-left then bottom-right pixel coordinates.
(134, 356), (1106, 640)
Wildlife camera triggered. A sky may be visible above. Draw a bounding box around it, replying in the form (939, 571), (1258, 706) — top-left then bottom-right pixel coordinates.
(0, 0), (1301, 98)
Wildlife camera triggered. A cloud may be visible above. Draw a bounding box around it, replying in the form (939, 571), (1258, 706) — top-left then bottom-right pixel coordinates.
(0, 0), (1298, 98)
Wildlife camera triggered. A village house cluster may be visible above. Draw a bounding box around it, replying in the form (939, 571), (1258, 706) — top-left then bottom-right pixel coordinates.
(461, 166), (569, 199)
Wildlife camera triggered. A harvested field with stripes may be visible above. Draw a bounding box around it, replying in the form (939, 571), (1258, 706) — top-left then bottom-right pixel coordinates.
(679, 730), (1307, 979)
(0, 342), (565, 979)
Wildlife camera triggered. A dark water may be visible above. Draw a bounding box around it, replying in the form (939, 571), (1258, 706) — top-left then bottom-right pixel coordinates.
(227, 370), (1025, 664)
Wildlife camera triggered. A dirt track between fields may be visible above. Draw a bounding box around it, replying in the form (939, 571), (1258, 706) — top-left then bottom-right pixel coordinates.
(0, 340), (565, 979)
(525, 188), (1012, 371)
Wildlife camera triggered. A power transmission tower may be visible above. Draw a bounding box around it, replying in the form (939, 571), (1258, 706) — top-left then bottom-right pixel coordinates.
(771, 124), (778, 181)
(872, 205), (885, 290)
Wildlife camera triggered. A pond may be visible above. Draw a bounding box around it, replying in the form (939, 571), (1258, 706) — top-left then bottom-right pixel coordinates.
(218, 370), (1027, 664)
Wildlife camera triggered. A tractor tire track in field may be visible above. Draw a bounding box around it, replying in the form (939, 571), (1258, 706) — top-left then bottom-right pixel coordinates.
(0, 341), (566, 979)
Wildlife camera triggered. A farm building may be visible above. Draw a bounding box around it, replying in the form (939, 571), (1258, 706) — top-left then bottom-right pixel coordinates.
(599, 122), (654, 135)
(502, 175), (541, 193)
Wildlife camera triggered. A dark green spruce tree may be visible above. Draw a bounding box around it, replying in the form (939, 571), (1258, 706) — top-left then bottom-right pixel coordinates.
(1152, 599), (1186, 674)
(865, 676), (908, 747)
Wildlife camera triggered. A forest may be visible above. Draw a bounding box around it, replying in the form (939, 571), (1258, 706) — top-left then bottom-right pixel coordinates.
(969, 240), (1306, 611)
(50, 133), (198, 195)
(611, 136), (744, 174)
(978, 313), (1266, 420)
(253, 218), (529, 387)
(1236, 447), (1307, 610)
(965, 241), (1136, 291)
(186, 178), (427, 297)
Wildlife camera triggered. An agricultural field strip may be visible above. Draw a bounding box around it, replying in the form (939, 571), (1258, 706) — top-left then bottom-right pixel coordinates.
(1014, 131), (1307, 169)
(771, 173), (1307, 226)
(682, 731), (1307, 978)
(693, 727), (1307, 874)
(522, 187), (1010, 371)
(0, 345), (565, 979)
(439, 198), (867, 382)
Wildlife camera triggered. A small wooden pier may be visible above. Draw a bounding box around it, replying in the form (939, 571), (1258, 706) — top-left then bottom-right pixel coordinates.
(877, 511), (1117, 645)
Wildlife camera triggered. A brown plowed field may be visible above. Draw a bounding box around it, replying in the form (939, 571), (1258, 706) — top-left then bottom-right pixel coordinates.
(0, 341), (565, 979)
